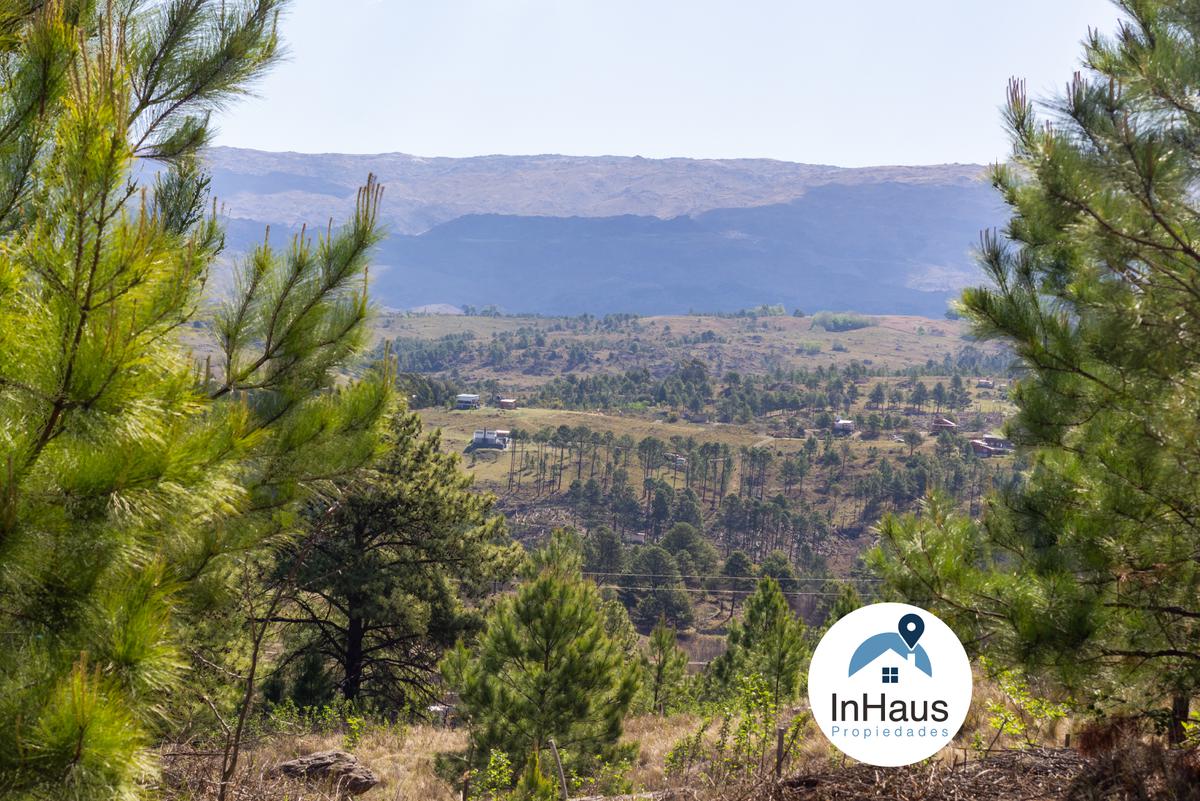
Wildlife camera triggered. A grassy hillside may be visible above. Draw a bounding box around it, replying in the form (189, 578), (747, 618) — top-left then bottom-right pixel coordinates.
(368, 311), (1017, 588)
(372, 310), (1002, 388)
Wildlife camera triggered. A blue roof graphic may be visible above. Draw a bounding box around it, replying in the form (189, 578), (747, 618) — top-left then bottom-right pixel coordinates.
(848, 633), (932, 677)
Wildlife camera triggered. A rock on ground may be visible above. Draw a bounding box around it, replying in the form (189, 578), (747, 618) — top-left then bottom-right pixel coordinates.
(272, 750), (379, 796)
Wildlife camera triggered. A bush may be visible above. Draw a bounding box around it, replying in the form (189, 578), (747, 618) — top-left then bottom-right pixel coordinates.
(665, 674), (808, 789)
(808, 311), (875, 332)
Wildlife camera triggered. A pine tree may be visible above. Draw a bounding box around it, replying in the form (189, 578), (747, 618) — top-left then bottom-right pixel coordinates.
(717, 549), (756, 619)
(442, 532), (640, 775)
(819, 581), (863, 633)
(873, 0), (1200, 741)
(759, 550), (798, 593)
(0, 3), (392, 796)
(583, 524), (625, 577)
(869, 382), (886, 409)
(706, 577), (808, 704)
(909, 382), (928, 412)
(642, 618), (689, 714)
(626, 544), (693, 629)
(661, 521), (719, 575)
(268, 410), (519, 711)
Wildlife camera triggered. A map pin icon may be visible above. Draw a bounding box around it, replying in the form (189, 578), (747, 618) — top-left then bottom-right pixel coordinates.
(898, 613), (924, 650)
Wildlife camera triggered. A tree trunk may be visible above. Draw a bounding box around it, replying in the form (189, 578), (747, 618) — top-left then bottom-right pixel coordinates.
(1168, 693), (1190, 746)
(344, 613), (364, 702)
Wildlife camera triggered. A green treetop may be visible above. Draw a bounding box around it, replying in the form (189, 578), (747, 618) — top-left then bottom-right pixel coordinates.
(442, 533), (640, 776)
(706, 577), (808, 705)
(641, 618), (689, 715)
(267, 410), (520, 712)
(872, 0), (1200, 741)
(0, 2), (392, 796)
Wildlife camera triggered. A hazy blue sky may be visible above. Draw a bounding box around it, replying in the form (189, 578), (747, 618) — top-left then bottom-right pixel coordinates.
(213, 0), (1123, 166)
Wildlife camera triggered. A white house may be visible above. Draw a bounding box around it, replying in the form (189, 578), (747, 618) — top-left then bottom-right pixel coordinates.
(472, 429), (510, 450)
(455, 393), (481, 410)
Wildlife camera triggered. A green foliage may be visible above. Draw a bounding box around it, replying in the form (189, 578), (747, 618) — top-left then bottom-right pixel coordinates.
(473, 749), (514, 801)
(874, 0), (1200, 734)
(759, 550), (798, 592)
(665, 674), (808, 788)
(599, 596), (641, 661)
(466, 749), (560, 801)
(642, 619), (690, 714)
(342, 715), (366, 751)
(808, 311), (875, 332)
(568, 757), (633, 798)
(706, 578), (808, 704)
(511, 754), (561, 801)
(975, 656), (1071, 752)
(868, 494), (992, 642)
(267, 410), (518, 712)
(626, 544), (693, 629)
(0, 2), (394, 797)
(442, 532), (640, 776)
(820, 582), (863, 632)
(661, 522), (719, 575)
(1184, 715), (1200, 748)
(583, 525), (625, 576)
(247, 697), (407, 749)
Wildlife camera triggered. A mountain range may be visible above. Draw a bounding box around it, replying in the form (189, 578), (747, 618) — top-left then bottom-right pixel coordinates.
(206, 148), (1005, 316)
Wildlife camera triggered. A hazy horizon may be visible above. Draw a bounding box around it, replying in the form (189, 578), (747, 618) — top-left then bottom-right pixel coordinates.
(213, 0), (1122, 167)
(209, 142), (990, 168)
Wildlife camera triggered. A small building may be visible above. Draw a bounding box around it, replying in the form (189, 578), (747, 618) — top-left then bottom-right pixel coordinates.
(623, 532), (648, 546)
(976, 379), (995, 389)
(833, 418), (855, 435)
(498, 398), (518, 410)
(983, 434), (1013, 452)
(455, 393), (481, 410)
(932, 417), (958, 433)
(969, 439), (1004, 458)
(472, 429), (511, 450)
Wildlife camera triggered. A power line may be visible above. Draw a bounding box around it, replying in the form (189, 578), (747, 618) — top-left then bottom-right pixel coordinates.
(591, 584), (844, 598)
(583, 571), (880, 583)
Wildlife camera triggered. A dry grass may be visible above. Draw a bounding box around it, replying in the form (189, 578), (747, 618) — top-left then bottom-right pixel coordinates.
(161, 725), (467, 801)
(372, 312), (993, 381)
(159, 670), (1077, 801)
(623, 714), (707, 790)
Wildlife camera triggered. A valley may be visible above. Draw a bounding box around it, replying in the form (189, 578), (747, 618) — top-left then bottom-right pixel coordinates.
(378, 309), (1018, 639)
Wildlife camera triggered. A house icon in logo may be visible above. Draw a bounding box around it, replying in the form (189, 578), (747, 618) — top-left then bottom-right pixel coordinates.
(847, 613), (932, 683)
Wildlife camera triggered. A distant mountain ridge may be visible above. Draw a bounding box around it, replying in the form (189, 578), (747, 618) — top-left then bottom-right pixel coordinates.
(206, 148), (1003, 315)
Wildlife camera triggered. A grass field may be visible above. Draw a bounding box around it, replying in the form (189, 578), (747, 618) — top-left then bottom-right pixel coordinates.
(374, 311), (1004, 390)
(422, 402), (1006, 490)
